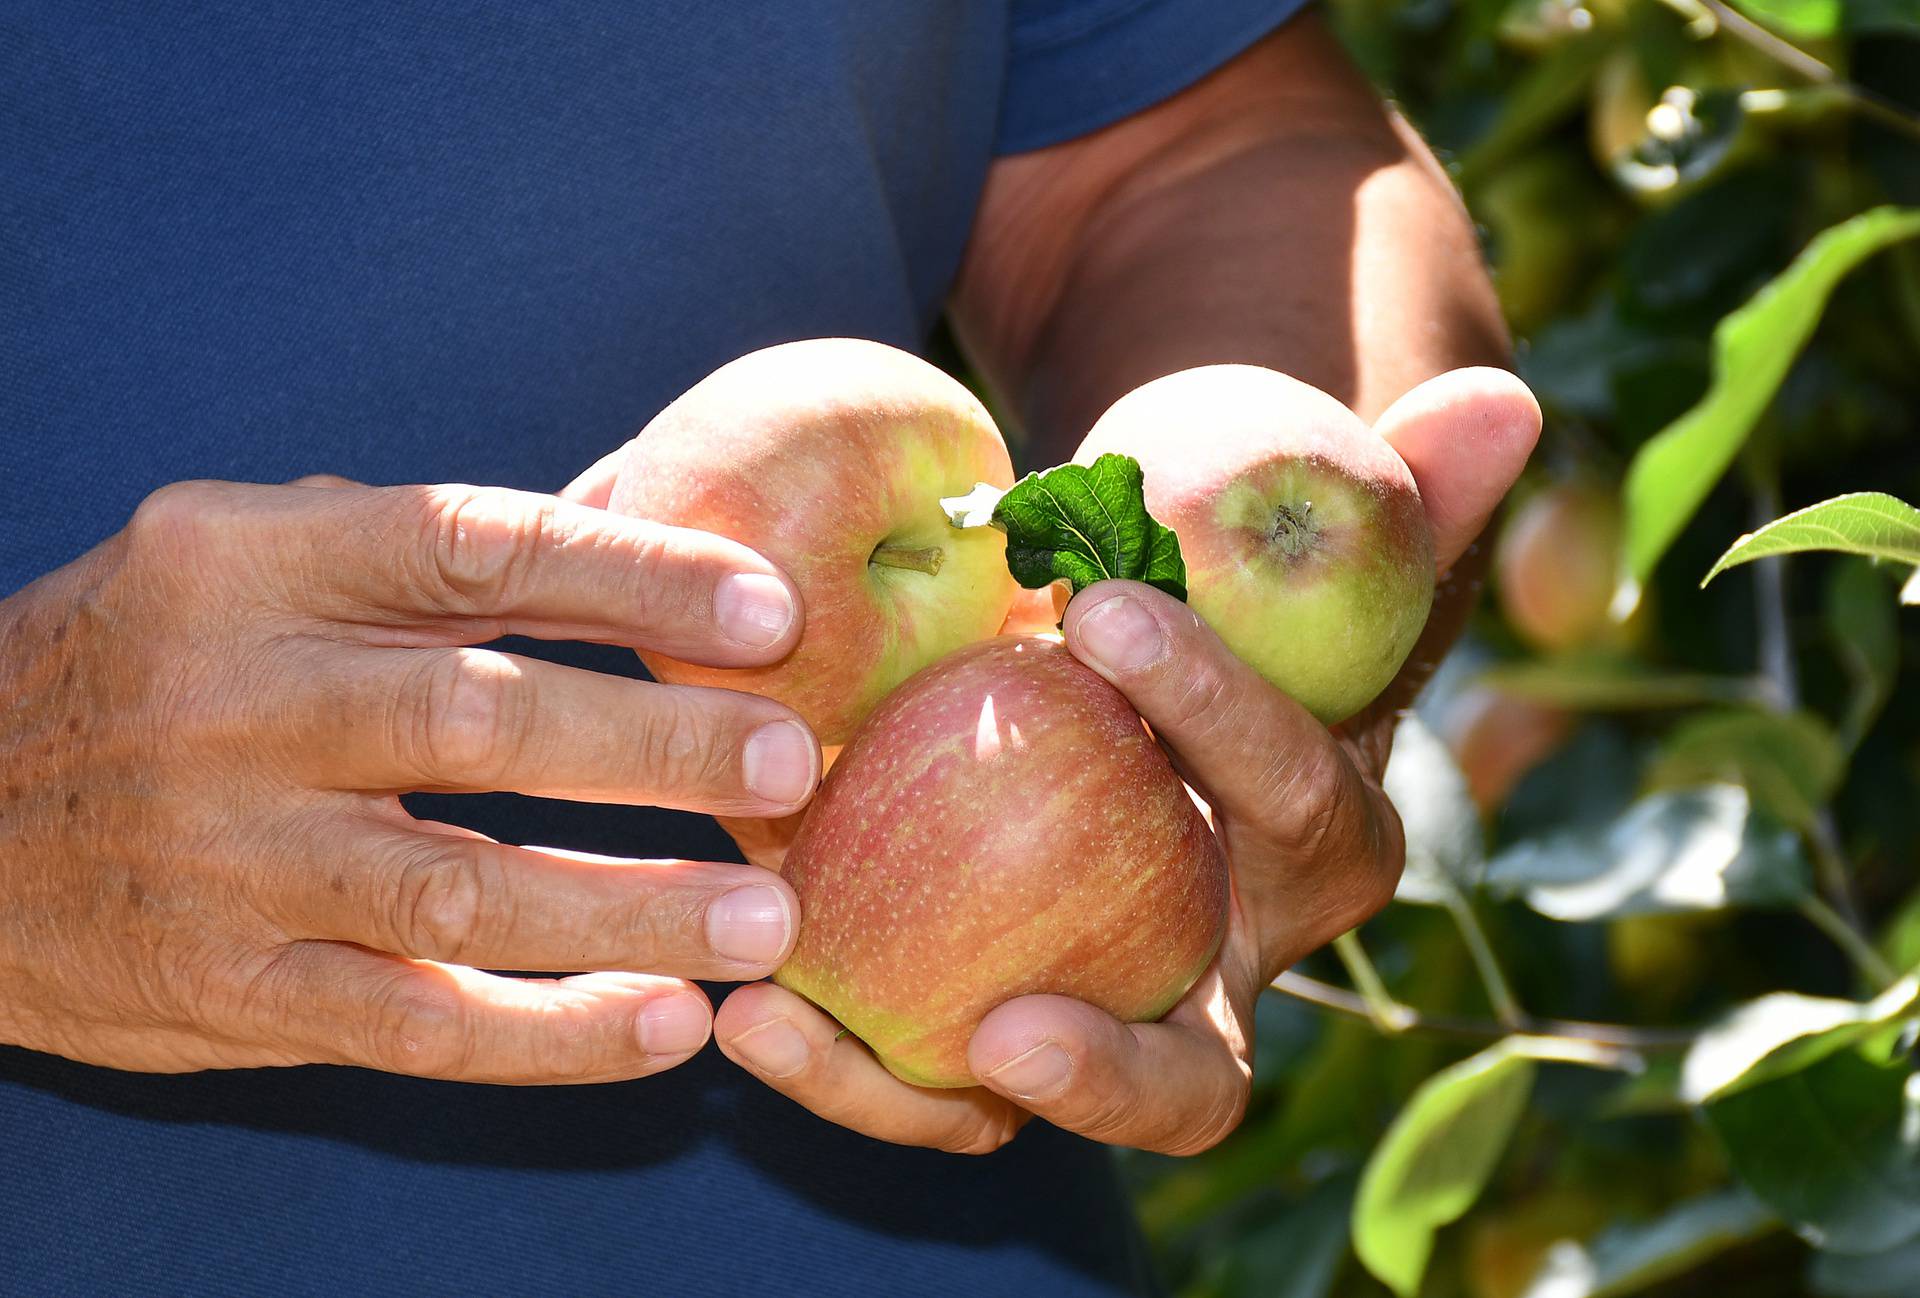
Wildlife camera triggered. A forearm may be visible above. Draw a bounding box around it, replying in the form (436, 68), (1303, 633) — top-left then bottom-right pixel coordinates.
(953, 14), (1507, 460)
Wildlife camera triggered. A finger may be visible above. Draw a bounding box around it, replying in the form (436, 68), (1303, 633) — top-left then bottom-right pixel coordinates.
(272, 818), (797, 978)
(1062, 580), (1392, 846)
(259, 942), (714, 1084)
(967, 968), (1251, 1156)
(559, 441), (631, 508)
(286, 473), (362, 489)
(1372, 367), (1541, 572)
(300, 644), (820, 814)
(714, 983), (1028, 1155)
(313, 483), (802, 664)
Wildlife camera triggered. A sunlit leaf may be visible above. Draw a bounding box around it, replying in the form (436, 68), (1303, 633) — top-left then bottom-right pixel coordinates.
(1704, 493), (1920, 587)
(1486, 785), (1809, 920)
(1681, 975), (1920, 1104)
(1646, 709), (1844, 831)
(1478, 657), (1762, 711)
(1706, 1049), (1920, 1254)
(1384, 714), (1485, 905)
(1518, 1188), (1777, 1298)
(1619, 208), (1920, 605)
(1728, 0), (1841, 38)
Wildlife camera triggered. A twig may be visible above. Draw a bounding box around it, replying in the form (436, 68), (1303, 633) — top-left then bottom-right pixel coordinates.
(1332, 932), (1415, 1033)
(1443, 892), (1526, 1030)
(1269, 971), (1701, 1051)
(1681, 0), (1920, 142)
(1799, 891), (1899, 988)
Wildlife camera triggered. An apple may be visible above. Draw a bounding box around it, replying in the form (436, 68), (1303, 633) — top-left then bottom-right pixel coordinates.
(1495, 481), (1623, 654)
(610, 338), (1020, 745)
(1076, 365), (1434, 724)
(774, 635), (1228, 1088)
(1438, 684), (1573, 814)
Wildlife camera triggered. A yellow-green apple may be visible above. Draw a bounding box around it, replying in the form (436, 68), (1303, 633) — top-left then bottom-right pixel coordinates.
(1076, 364), (1434, 724)
(1495, 480), (1624, 654)
(610, 338), (1020, 745)
(774, 635), (1228, 1088)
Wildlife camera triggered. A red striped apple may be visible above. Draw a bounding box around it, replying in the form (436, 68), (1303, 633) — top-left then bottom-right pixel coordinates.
(610, 339), (1020, 745)
(774, 635), (1228, 1088)
(1076, 365), (1434, 724)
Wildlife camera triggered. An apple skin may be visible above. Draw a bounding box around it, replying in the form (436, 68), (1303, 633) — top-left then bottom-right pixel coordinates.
(1438, 684), (1574, 814)
(1077, 365), (1434, 724)
(610, 339), (1020, 745)
(775, 635), (1229, 1088)
(1495, 481), (1623, 655)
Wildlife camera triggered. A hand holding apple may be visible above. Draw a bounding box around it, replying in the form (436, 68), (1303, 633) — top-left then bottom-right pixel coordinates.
(714, 366), (1541, 1155)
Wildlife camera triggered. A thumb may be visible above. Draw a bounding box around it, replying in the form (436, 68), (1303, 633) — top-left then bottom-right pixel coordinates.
(1373, 367), (1540, 572)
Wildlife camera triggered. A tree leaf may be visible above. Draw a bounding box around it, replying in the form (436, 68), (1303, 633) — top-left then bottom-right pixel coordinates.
(1646, 708), (1845, 831)
(1353, 1039), (1540, 1297)
(1619, 208), (1920, 605)
(1728, 0), (1841, 38)
(1485, 785), (1810, 921)
(1681, 975), (1920, 1104)
(1703, 493), (1920, 588)
(1477, 657), (1763, 711)
(1384, 714), (1485, 906)
(1218, 1172), (1357, 1298)
(1825, 558), (1901, 752)
(1706, 1048), (1920, 1254)
(1518, 1188), (1777, 1298)
(1810, 1231), (1920, 1296)
(953, 454), (1188, 601)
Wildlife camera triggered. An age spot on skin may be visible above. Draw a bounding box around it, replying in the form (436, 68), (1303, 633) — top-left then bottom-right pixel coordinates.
(329, 874), (348, 895)
(65, 791), (80, 815)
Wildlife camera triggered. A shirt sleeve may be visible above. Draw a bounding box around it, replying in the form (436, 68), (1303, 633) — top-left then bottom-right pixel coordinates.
(996, 0), (1315, 154)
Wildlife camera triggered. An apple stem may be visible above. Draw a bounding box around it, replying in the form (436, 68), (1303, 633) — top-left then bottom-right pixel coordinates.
(1269, 501), (1317, 557)
(870, 543), (946, 576)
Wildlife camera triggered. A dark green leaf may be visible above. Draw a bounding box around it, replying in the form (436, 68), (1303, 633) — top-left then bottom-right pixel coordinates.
(1826, 558), (1901, 752)
(989, 454), (1188, 601)
(1646, 709), (1845, 831)
(1218, 1172), (1357, 1298)
(1518, 1188), (1777, 1298)
(1706, 1048), (1920, 1254)
(1486, 785), (1811, 920)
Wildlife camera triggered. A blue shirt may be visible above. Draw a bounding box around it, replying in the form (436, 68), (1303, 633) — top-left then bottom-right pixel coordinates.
(0, 3), (1303, 1293)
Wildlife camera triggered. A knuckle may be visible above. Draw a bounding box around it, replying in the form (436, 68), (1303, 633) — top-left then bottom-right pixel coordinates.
(632, 689), (736, 798)
(126, 480), (230, 561)
(404, 649), (530, 785)
(1159, 1075), (1251, 1157)
(940, 1111), (1024, 1157)
(366, 976), (471, 1077)
(388, 836), (499, 962)
(1162, 661), (1235, 738)
(419, 486), (551, 611)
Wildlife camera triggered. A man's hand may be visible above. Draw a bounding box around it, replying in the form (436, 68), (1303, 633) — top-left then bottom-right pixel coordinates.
(711, 367), (1539, 1153)
(0, 476), (821, 1083)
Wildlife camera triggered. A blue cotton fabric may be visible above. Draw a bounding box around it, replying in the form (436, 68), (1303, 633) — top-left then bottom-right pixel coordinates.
(0, 2), (1306, 1293)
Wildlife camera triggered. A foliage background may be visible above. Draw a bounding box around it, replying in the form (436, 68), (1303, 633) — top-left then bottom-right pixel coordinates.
(1119, 3), (1920, 1295)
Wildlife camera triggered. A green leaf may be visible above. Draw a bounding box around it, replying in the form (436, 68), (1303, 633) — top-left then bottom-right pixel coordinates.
(1518, 1188), (1777, 1298)
(1383, 714), (1485, 906)
(971, 454), (1188, 601)
(1619, 208), (1920, 603)
(1811, 1232), (1920, 1296)
(1646, 709), (1845, 831)
(1477, 658), (1763, 711)
(1485, 785), (1810, 921)
(1352, 1039), (1539, 1297)
(1846, 0), (1920, 34)
(1826, 558), (1901, 752)
(1728, 0), (1841, 38)
(1680, 974), (1920, 1104)
(1704, 493), (1920, 588)
(1706, 1048), (1920, 1254)
(1217, 1172), (1357, 1298)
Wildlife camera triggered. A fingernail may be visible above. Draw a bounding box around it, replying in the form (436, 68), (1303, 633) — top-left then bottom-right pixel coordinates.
(730, 1017), (810, 1078)
(637, 993), (710, 1057)
(1074, 595), (1165, 674)
(714, 572), (795, 649)
(743, 720), (816, 805)
(705, 884), (792, 965)
(985, 1041), (1073, 1101)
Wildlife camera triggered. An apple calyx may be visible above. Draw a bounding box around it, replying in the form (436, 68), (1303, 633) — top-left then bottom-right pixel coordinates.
(941, 454), (1188, 601)
(1268, 499), (1319, 559)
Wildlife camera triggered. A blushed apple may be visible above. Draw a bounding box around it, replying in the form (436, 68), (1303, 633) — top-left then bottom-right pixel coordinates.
(1076, 365), (1434, 724)
(610, 339), (1020, 745)
(774, 635), (1228, 1088)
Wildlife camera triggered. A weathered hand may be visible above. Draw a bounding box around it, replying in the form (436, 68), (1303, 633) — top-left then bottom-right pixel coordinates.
(0, 475), (821, 1083)
(712, 367), (1540, 1152)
